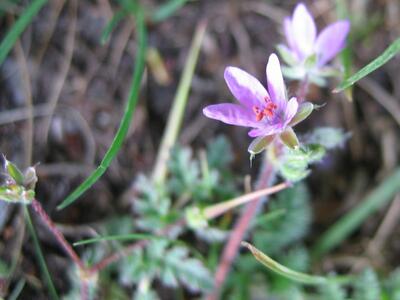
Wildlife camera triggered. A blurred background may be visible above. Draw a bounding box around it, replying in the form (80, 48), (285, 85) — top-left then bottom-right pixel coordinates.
(0, 0), (400, 299)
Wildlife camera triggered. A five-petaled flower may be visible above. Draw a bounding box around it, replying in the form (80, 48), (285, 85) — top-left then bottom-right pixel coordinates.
(203, 54), (314, 152)
(279, 3), (350, 84)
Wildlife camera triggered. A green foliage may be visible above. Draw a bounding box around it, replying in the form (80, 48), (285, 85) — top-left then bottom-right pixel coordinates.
(383, 269), (400, 300)
(119, 240), (213, 294)
(0, 156), (37, 204)
(336, 37), (400, 91)
(0, 0), (47, 66)
(168, 136), (235, 204)
(313, 167), (400, 259)
(277, 127), (349, 182)
(318, 277), (346, 300)
(253, 184), (311, 254)
(58, 6), (147, 210)
(353, 268), (381, 300)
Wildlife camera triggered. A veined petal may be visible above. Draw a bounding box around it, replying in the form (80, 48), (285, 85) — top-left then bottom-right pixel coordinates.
(266, 54), (286, 109)
(283, 97), (299, 126)
(224, 67), (268, 108)
(203, 103), (257, 127)
(315, 20), (350, 66)
(248, 124), (282, 137)
(292, 3), (316, 58)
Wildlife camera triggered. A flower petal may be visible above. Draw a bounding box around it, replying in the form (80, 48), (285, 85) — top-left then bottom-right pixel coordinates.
(283, 97), (299, 126)
(248, 124), (282, 137)
(224, 67), (268, 108)
(203, 103), (257, 127)
(314, 20), (350, 66)
(266, 54), (286, 109)
(284, 17), (300, 59)
(292, 3), (317, 58)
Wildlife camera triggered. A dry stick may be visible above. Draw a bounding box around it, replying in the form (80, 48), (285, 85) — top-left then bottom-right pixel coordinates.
(207, 160), (276, 300)
(31, 199), (85, 270)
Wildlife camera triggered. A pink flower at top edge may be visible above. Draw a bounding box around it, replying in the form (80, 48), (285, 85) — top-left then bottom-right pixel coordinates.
(284, 2), (350, 67)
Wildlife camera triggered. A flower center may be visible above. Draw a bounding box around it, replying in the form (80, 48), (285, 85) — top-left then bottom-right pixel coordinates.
(252, 96), (277, 121)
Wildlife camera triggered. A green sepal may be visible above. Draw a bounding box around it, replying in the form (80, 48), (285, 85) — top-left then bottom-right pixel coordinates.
(248, 135), (275, 156)
(304, 54), (317, 69)
(289, 102), (314, 126)
(6, 160), (24, 185)
(276, 44), (298, 66)
(280, 127), (299, 149)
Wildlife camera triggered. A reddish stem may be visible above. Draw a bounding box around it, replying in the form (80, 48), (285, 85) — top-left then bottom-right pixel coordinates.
(31, 199), (85, 270)
(207, 161), (275, 300)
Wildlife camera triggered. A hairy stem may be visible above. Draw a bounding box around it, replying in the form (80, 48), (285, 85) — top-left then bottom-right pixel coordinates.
(31, 199), (85, 270)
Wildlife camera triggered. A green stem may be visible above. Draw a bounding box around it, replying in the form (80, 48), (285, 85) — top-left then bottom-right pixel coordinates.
(242, 241), (327, 285)
(152, 20), (207, 184)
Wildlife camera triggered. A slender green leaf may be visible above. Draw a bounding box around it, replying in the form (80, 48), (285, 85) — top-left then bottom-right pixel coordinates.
(151, 0), (188, 23)
(73, 233), (165, 246)
(335, 37), (400, 92)
(57, 8), (147, 210)
(100, 10), (127, 45)
(242, 242), (327, 285)
(0, 0), (47, 66)
(24, 207), (59, 300)
(152, 20), (207, 183)
(8, 278), (25, 300)
(312, 168), (400, 259)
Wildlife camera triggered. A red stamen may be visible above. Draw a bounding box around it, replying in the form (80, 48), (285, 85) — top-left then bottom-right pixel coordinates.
(253, 99), (277, 121)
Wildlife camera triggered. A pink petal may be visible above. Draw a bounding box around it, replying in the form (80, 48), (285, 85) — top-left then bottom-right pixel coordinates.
(203, 103), (258, 127)
(224, 67), (268, 109)
(266, 54), (286, 109)
(284, 17), (298, 58)
(283, 97), (299, 126)
(248, 124), (282, 137)
(315, 20), (350, 66)
(291, 3), (317, 58)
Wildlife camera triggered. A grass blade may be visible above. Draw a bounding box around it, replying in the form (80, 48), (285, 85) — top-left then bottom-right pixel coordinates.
(151, 0), (188, 23)
(100, 9), (127, 45)
(152, 20), (207, 184)
(8, 278), (25, 300)
(73, 233), (165, 246)
(0, 0), (47, 66)
(335, 37), (400, 92)
(57, 8), (147, 210)
(242, 242), (327, 285)
(312, 168), (400, 259)
(24, 207), (59, 300)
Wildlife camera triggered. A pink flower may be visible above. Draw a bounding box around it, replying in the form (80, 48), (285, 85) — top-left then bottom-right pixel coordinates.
(203, 54), (313, 150)
(284, 3), (350, 66)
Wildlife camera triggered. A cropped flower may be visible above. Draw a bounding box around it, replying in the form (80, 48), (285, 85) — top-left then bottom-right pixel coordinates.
(278, 3), (350, 85)
(203, 54), (314, 152)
